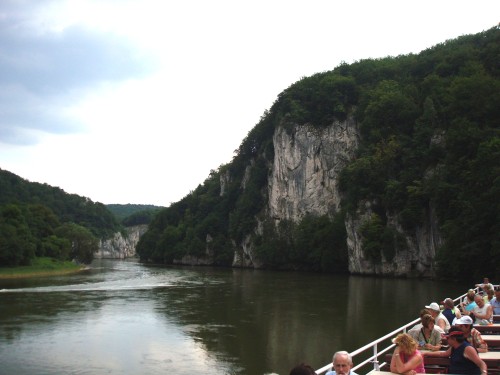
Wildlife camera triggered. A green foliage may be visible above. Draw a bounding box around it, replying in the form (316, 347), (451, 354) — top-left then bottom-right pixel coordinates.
(54, 223), (98, 264)
(252, 214), (348, 271)
(0, 169), (121, 237)
(275, 73), (358, 129)
(0, 205), (36, 266)
(106, 204), (164, 224)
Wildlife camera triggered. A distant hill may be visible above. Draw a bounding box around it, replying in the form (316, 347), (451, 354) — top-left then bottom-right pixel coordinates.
(106, 204), (164, 225)
(0, 168), (120, 237)
(0, 168), (124, 266)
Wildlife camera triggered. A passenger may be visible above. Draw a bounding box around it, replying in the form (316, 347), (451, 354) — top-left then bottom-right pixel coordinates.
(491, 286), (500, 315)
(289, 363), (316, 375)
(454, 315), (488, 353)
(408, 314), (442, 351)
(409, 309), (444, 334)
(425, 302), (450, 332)
(471, 294), (493, 325)
(325, 351), (358, 375)
(462, 289), (476, 307)
(460, 289), (477, 315)
(390, 333), (425, 374)
(422, 326), (487, 375)
(442, 297), (461, 326)
(475, 277), (494, 295)
(484, 286), (494, 303)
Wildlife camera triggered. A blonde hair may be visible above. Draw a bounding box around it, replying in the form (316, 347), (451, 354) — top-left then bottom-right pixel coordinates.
(393, 333), (418, 355)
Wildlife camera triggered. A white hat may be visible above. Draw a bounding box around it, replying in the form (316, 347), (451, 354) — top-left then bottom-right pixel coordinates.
(425, 302), (440, 312)
(453, 315), (473, 325)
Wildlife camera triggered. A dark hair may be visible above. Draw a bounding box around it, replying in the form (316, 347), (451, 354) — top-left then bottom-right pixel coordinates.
(289, 363), (316, 375)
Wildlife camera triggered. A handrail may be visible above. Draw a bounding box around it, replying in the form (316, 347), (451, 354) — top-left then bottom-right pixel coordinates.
(315, 289), (473, 375)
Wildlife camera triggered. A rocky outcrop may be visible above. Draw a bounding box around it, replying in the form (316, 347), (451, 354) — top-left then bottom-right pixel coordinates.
(269, 118), (359, 221)
(95, 225), (148, 259)
(345, 203), (442, 277)
(262, 118), (442, 277)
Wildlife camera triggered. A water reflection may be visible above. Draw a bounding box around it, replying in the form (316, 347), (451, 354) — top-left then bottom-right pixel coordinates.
(0, 259), (469, 375)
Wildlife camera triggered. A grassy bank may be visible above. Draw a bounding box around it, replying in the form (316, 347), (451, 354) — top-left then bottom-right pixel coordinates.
(0, 257), (86, 279)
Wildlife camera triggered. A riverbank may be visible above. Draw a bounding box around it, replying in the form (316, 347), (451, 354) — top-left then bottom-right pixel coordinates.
(0, 257), (87, 279)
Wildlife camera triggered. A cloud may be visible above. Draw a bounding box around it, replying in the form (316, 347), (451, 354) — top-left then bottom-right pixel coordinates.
(0, 2), (155, 145)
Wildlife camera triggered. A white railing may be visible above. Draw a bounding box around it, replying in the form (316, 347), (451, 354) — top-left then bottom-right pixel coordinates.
(315, 290), (471, 375)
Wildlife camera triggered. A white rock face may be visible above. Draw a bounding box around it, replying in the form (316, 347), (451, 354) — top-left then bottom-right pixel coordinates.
(269, 118), (359, 221)
(345, 202), (442, 276)
(95, 225), (148, 259)
(265, 119), (442, 276)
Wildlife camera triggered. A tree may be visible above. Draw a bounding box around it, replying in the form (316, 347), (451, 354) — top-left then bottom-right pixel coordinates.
(55, 223), (98, 264)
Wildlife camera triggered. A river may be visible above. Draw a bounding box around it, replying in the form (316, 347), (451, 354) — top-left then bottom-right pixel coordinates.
(0, 259), (470, 375)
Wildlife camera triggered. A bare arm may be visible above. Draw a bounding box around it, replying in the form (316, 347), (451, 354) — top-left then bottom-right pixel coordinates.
(390, 349), (423, 375)
(463, 346), (487, 374)
(437, 318), (446, 331)
(421, 347), (451, 357)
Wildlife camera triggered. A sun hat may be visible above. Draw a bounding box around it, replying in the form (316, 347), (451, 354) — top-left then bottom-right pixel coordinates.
(453, 315), (473, 325)
(425, 302), (440, 312)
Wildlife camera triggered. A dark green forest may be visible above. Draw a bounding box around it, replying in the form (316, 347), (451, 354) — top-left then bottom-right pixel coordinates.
(106, 204), (164, 225)
(0, 169), (121, 266)
(137, 27), (499, 281)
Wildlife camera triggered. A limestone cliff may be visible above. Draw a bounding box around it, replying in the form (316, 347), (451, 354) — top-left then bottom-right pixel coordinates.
(269, 118), (359, 221)
(238, 118), (442, 277)
(96, 225), (148, 259)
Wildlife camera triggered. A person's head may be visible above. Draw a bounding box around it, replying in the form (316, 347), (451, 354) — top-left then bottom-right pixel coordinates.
(443, 298), (454, 309)
(487, 288), (494, 300)
(454, 315), (473, 333)
(474, 294), (485, 307)
(425, 302), (440, 317)
(421, 314), (435, 330)
(495, 286), (500, 299)
(467, 289), (475, 301)
(483, 277), (490, 284)
(393, 333), (418, 355)
(419, 308), (431, 318)
(289, 363), (316, 375)
(445, 326), (466, 347)
(332, 351), (353, 375)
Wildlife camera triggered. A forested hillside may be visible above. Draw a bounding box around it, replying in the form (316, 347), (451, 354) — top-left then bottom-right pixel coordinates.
(137, 27), (499, 281)
(0, 169), (121, 265)
(107, 204), (163, 225)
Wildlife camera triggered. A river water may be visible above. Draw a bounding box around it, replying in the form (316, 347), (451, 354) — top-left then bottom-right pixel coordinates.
(0, 259), (469, 375)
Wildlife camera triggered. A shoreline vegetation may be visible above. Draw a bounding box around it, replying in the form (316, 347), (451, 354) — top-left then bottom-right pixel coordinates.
(0, 257), (88, 279)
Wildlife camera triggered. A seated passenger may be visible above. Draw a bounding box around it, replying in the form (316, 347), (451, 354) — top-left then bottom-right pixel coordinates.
(390, 333), (425, 374)
(454, 315), (488, 353)
(470, 294), (493, 325)
(461, 289), (476, 311)
(422, 326), (487, 375)
(475, 277), (494, 295)
(409, 309), (444, 334)
(442, 297), (461, 326)
(491, 286), (500, 315)
(325, 351), (358, 375)
(408, 314), (442, 351)
(425, 302), (450, 332)
(484, 286), (494, 303)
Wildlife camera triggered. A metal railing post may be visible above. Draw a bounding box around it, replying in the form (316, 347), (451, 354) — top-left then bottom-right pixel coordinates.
(373, 343), (379, 371)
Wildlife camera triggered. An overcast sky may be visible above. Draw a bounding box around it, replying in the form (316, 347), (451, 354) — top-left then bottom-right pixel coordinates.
(0, 0), (498, 207)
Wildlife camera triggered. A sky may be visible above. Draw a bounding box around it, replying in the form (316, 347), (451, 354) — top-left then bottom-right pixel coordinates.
(0, 0), (498, 207)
